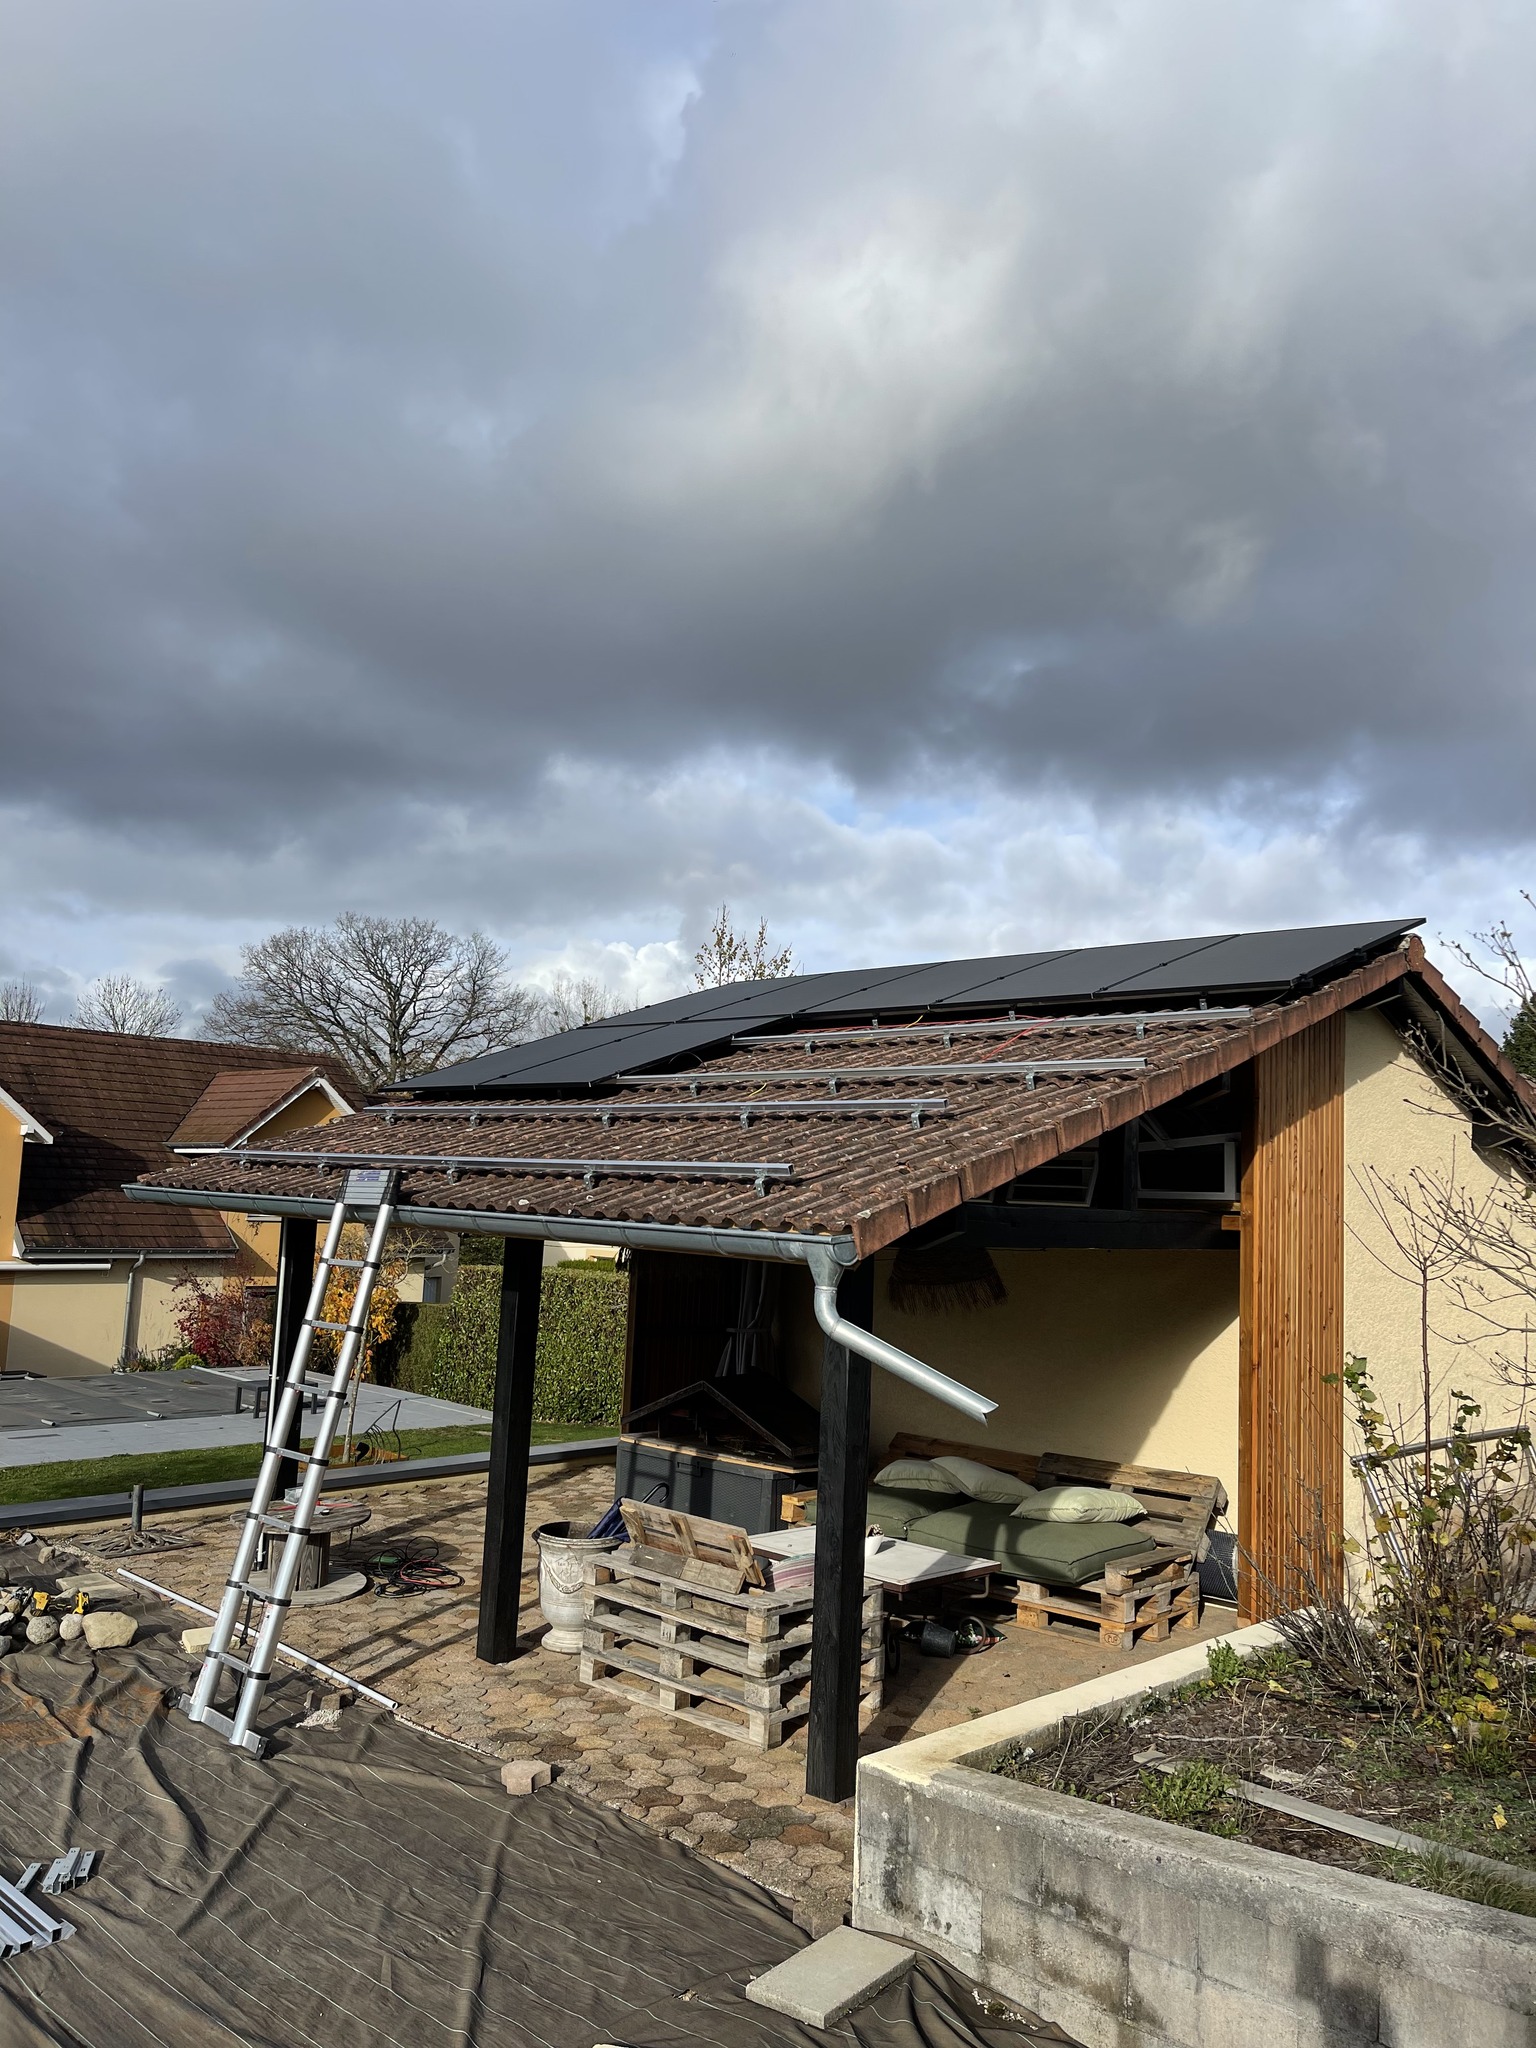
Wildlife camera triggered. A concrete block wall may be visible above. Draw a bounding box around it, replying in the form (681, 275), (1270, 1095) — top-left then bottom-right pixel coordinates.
(854, 1628), (1536, 2048)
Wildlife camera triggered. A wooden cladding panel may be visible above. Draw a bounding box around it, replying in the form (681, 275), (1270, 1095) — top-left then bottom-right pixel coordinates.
(623, 1250), (742, 1420)
(1239, 1014), (1345, 1618)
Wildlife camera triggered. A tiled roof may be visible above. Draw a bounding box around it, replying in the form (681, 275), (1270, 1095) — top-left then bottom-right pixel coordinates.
(0, 1024), (358, 1258)
(137, 946), (1451, 1257)
(167, 1067), (338, 1149)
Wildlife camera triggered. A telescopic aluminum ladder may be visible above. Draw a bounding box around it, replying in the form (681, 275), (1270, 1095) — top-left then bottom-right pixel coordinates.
(181, 1168), (397, 1756)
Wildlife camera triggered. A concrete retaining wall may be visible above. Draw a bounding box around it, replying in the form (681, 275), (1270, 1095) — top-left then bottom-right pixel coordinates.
(854, 1626), (1536, 2048)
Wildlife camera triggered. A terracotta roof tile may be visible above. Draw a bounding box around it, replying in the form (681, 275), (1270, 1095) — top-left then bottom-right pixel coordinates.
(0, 1024), (358, 1258)
(136, 952), (1422, 1255)
(167, 1067), (337, 1149)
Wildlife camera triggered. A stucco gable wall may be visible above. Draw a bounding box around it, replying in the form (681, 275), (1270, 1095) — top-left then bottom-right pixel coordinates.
(780, 1250), (1240, 1512)
(1342, 1007), (1529, 1481)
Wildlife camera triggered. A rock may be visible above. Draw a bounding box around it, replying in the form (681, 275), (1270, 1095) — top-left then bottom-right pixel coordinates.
(180, 1626), (215, 1656)
(82, 1611), (137, 1651)
(0, 1636), (14, 1657)
(25, 1615), (59, 1645)
(58, 1614), (85, 1642)
(500, 1759), (553, 1796)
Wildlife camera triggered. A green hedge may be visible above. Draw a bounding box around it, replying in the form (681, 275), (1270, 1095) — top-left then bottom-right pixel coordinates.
(378, 1260), (626, 1427)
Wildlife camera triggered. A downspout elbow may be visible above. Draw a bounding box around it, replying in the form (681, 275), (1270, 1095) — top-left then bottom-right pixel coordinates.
(801, 1243), (996, 1426)
(118, 1251), (147, 1370)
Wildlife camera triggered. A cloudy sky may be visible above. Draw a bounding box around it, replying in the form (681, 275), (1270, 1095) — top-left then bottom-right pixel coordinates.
(3, 1), (1533, 1025)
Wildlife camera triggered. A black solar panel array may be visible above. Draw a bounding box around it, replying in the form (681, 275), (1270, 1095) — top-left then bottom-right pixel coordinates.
(392, 918), (1420, 1096)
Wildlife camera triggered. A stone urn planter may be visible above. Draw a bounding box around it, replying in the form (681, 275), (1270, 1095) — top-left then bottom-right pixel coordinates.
(535, 1520), (621, 1653)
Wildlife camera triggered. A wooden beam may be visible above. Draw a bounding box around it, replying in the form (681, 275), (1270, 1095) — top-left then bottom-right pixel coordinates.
(958, 1202), (1236, 1252)
(268, 1216), (316, 1499)
(476, 1236), (544, 1663)
(805, 1259), (874, 1804)
(1238, 1015), (1345, 1618)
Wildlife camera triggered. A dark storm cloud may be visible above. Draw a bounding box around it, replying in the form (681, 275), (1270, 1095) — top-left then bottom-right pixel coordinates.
(2, 0), (1534, 994)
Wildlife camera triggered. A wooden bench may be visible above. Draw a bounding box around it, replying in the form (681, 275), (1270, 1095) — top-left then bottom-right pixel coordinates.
(782, 1432), (1228, 1649)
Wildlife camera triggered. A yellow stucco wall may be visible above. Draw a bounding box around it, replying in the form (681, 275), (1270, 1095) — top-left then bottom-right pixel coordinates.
(3, 1257), (239, 1376)
(780, 1248), (1241, 1508)
(0, 1102), (23, 1372)
(4, 1267), (129, 1378)
(1342, 1007), (1527, 1448)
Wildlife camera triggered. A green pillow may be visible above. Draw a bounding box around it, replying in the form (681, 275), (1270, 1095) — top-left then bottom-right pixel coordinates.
(1013, 1484), (1145, 1524)
(872, 1456), (961, 1491)
(931, 1454), (1036, 1505)
(907, 1501), (1152, 1587)
(802, 1484), (962, 1538)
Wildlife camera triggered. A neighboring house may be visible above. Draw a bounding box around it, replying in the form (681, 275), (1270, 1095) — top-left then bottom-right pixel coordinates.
(0, 1024), (357, 1377)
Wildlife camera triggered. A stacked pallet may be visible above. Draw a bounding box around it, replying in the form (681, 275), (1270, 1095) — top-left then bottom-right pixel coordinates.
(1012, 1552), (1199, 1649)
(578, 1502), (882, 1749)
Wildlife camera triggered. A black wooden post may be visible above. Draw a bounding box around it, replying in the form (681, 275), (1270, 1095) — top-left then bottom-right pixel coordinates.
(806, 1258), (875, 1803)
(477, 1235), (544, 1663)
(269, 1217), (317, 1499)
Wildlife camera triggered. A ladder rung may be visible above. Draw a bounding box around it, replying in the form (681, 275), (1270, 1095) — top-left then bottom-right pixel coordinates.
(310, 1320), (356, 1333)
(209, 1648), (253, 1675)
(327, 1258), (369, 1270)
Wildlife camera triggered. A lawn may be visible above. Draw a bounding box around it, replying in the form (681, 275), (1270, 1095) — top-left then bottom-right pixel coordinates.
(0, 1421), (612, 1508)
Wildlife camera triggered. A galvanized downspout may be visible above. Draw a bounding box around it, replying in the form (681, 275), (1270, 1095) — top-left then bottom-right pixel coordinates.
(800, 1241), (996, 1425)
(117, 1253), (147, 1369)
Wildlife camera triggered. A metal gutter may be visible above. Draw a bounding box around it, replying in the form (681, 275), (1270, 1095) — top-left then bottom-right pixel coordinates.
(124, 1180), (861, 1265)
(122, 1183), (992, 1421)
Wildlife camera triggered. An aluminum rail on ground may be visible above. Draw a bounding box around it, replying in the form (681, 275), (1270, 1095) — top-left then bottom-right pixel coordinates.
(121, 1185), (993, 1422)
(733, 1007), (1252, 1046)
(213, 1147), (796, 1184)
(118, 1570), (399, 1709)
(612, 1059), (1147, 1085)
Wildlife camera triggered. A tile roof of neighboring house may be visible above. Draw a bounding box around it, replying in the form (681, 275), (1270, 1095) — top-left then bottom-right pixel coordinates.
(167, 1067), (345, 1149)
(0, 1024), (358, 1259)
(136, 936), (1517, 1260)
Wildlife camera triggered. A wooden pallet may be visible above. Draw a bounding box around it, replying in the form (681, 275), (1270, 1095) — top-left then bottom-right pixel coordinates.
(1012, 1552), (1199, 1650)
(580, 1555), (882, 1748)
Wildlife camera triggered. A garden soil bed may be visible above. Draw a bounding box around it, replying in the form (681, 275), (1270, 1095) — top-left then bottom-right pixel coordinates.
(990, 1646), (1536, 1903)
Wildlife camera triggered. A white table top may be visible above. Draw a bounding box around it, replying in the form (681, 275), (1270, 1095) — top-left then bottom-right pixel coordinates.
(751, 1526), (995, 1591)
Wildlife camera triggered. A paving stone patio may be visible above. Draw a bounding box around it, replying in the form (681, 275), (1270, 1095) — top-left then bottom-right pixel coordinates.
(39, 1454), (1226, 1934)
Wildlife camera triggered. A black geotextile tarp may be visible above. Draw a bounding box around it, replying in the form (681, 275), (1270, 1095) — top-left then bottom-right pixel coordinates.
(0, 1610), (1077, 2048)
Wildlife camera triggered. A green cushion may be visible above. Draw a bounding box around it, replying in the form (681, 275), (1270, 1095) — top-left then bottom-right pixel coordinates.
(802, 1485), (963, 1538)
(906, 1502), (1153, 1587)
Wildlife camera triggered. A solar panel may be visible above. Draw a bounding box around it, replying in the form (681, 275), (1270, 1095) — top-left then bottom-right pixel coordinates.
(398, 1017), (768, 1094)
(795, 950), (1072, 1015)
(1102, 920), (1421, 995)
(389, 919), (1421, 1094)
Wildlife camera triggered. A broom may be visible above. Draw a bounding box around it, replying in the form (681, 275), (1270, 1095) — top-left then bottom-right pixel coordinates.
(887, 1240), (1007, 1315)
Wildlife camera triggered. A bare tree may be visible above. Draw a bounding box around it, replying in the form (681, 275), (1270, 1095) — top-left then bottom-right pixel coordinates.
(1446, 897), (1536, 1076)
(1349, 1156), (1491, 1478)
(0, 980), (46, 1023)
(528, 971), (624, 1037)
(73, 975), (183, 1036)
(692, 905), (795, 990)
(202, 914), (537, 1088)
